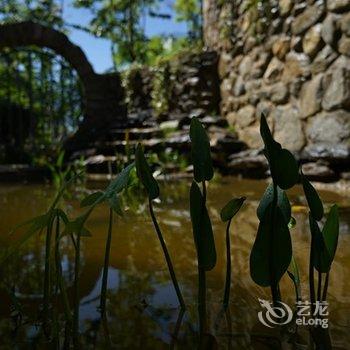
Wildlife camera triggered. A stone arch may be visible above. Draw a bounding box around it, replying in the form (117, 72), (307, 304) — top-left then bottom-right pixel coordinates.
(0, 21), (126, 149)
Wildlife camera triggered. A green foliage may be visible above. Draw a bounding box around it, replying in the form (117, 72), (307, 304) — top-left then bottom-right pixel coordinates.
(190, 181), (216, 271)
(174, 0), (202, 41)
(301, 173), (324, 221)
(257, 183), (291, 223)
(220, 197), (246, 222)
(190, 117), (214, 183)
(135, 144), (159, 200)
(260, 115), (299, 190)
(250, 203), (292, 287)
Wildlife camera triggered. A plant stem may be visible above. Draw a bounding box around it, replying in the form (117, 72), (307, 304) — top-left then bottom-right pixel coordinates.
(322, 273), (329, 302)
(309, 235), (316, 314)
(270, 182), (281, 306)
(73, 231), (81, 349)
(198, 267), (206, 338)
(43, 213), (54, 335)
(54, 216), (72, 328)
(223, 219), (232, 310)
(317, 271), (322, 302)
(148, 198), (185, 309)
(100, 208), (114, 316)
(199, 180), (208, 337)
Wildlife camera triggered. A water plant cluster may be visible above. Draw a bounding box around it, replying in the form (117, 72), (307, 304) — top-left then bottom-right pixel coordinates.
(0, 116), (340, 348)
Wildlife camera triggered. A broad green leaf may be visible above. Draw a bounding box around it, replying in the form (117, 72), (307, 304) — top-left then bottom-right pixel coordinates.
(190, 117), (214, 182)
(273, 149), (299, 190)
(301, 174), (324, 221)
(135, 144), (159, 200)
(106, 162), (135, 197)
(1, 212), (52, 263)
(81, 191), (105, 208)
(257, 183), (291, 223)
(260, 115), (299, 190)
(322, 205), (339, 263)
(309, 214), (331, 273)
(190, 181), (216, 271)
(62, 214), (92, 237)
(108, 195), (124, 216)
(250, 204), (292, 286)
(220, 197), (246, 222)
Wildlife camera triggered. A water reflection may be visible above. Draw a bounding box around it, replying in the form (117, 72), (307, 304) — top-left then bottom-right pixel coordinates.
(0, 178), (349, 348)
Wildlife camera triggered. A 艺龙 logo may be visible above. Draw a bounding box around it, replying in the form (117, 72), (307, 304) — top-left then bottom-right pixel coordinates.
(258, 299), (293, 328)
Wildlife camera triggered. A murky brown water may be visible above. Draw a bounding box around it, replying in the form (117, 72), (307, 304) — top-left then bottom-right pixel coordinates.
(0, 178), (349, 349)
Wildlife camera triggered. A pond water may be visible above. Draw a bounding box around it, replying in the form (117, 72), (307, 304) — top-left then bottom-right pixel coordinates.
(0, 178), (349, 349)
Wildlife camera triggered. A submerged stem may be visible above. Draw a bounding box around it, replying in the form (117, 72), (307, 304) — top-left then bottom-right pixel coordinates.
(73, 231), (81, 349)
(43, 213), (54, 335)
(223, 219), (232, 310)
(148, 198), (185, 309)
(100, 208), (114, 316)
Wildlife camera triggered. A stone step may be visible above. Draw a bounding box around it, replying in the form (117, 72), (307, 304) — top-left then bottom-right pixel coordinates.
(105, 127), (162, 141)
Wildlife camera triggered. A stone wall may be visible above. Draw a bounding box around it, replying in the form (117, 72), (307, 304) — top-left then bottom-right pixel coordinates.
(123, 51), (220, 121)
(204, 0), (350, 179)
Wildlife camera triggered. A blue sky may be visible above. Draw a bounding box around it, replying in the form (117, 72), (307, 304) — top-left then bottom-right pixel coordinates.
(63, 0), (187, 73)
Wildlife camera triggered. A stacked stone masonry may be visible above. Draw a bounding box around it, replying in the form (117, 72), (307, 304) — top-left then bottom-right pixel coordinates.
(204, 0), (350, 180)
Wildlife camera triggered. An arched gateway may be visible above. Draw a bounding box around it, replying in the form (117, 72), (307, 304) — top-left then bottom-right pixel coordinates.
(0, 21), (127, 149)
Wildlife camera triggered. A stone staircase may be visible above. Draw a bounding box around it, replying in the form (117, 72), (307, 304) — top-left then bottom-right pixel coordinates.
(71, 113), (250, 181)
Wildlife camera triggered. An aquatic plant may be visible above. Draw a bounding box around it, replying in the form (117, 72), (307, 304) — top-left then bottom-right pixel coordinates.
(220, 197), (246, 309)
(135, 143), (186, 309)
(189, 117), (216, 336)
(250, 115), (298, 306)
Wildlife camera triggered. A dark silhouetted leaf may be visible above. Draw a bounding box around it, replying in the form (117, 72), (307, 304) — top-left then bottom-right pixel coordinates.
(301, 174), (324, 221)
(190, 181), (216, 271)
(220, 197), (246, 222)
(190, 117), (214, 182)
(250, 204), (292, 286)
(260, 115), (299, 190)
(81, 191), (105, 208)
(273, 149), (299, 190)
(2, 212), (52, 263)
(309, 214), (331, 273)
(322, 205), (339, 263)
(135, 144), (159, 200)
(257, 183), (291, 223)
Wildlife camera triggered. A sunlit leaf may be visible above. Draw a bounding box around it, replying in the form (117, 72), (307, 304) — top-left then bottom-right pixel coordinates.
(220, 197), (246, 222)
(190, 117), (214, 182)
(190, 181), (216, 271)
(80, 191), (105, 208)
(301, 174), (324, 221)
(257, 183), (291, 223)
(135, 144), (159, 200)
(288, 216), (297, 229)
(250, 204), (292, 286)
